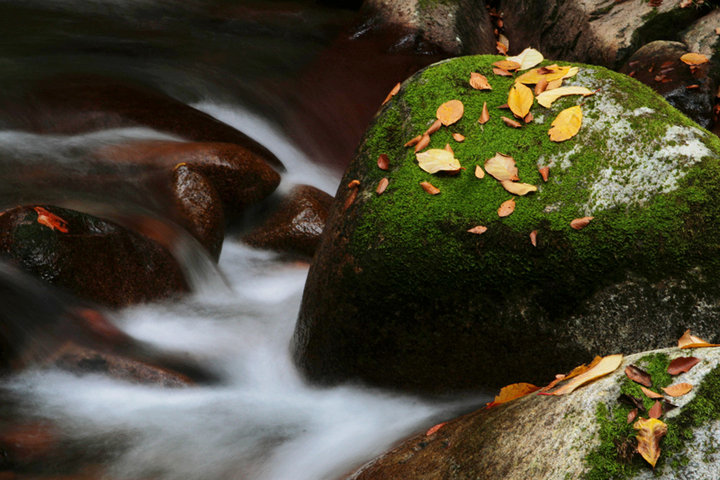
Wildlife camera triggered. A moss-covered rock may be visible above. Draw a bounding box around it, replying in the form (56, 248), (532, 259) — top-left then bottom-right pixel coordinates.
(345, 347), (720, 480)
(293, 54), (720, 394)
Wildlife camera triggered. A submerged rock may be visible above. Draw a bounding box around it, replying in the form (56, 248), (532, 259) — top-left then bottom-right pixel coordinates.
(294, 55), (720, 394)
(347, 347), (720, 480)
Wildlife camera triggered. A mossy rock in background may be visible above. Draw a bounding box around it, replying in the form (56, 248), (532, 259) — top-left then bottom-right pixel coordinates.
(346, 348), (720, 480)
(293, 54), (720, 394)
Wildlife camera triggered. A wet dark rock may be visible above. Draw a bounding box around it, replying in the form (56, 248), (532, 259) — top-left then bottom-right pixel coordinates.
(620, 40), (716, 128)
(242, 185), (333, 258)
(0, 205), (188, 308)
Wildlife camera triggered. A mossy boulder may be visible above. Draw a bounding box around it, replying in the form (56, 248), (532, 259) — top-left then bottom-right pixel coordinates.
(346, 348), (720, 480)
(293, 55), (720, 394)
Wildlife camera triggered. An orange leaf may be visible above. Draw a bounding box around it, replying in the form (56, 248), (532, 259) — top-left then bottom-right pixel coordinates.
(492, 60), (521, 72)
(420, 181), (440, 195)
(347, 179), (360, 188)
(452, 133), (465, 142)
(404, 135), (422, 147)
(549, 105), (582, 142)
(627, 408), (638, 424)
(634, 417), (667, 467)
(549, 354), (623, 395)
(381, 82), (401, 105)
(424, 118), (443, 136)
(508, 82), (534, 118)
(414, 134), (430, 153)
(467, 225), (487, 235)
(496, 41), (508, 55)
(498, 198), (516, 217)
(377, 154), (390, 170)
(469, 72), (492, 90)
(641, 386), (664, 399)
(343, 188), (358, 211)
(570, 216), (593, 230)
(678, 329), (720, 348)
(524, 112), (534, 124)
(444, 143), (454, 154)
(662, 383), (692, 397)
(535, 78), (548, 95)
(649, 401), (663, 419)
(486, 382), (539, 408)
(680, 53), (709, 65)
(501, 116), (522, 128)
(376, 177), (389, 195)
(493, 67), (513, 77)
(501, 181), (537, 196)
(474, 165), (485, 179)
(34, 207), (69, 233)
(436, 100), (464, 126)
(529, 230), (537, 247)
(425, 422), (447, 436)
(478, 102), (490, 124)
(538, 166), (549, 182)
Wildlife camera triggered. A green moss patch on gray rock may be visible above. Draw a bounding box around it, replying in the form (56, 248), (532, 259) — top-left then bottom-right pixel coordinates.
(293, 54), (720, 394)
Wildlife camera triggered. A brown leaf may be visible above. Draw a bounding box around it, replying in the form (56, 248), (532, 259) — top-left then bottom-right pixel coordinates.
(496, 41), (508, 55)
(680, 52), (709, 66)
(420, 181), (440, 195)
(502, 116), (522, 128)
(474, 165), (485, 179)
(641, 386), (664, 400)
(662, 383), (692, 397)
(649, 401), (663, 419)
(404, 135), (422, 147)
(497, 103), (510, 109)
(524, 112), (534, 124)
(625, 365), (652, 387)
(452, 133), (465, 142)
(678, 329), (720, 348)
(377, 154), (390, 170)
(627, 408), (638, 424)
(549, 105), (583, 142)
(634, 417), (667, 468)
(376, 177), (389, 195)
(497, 198), (516, 217)
(619, 393), (646, 411)
(381, 82), (401, 105)
(667, 356), (700, 375)
(444, 143), (454, 154)
(486, 382), (539, 408)
(535, 78), (548, 95)
(343, 188), (358, 211)
(484, 153), (519, 181)
(469, 72), (492, 90)
(501, 181), (537, 196)
(34, 207), (69, 233)
(570, 216), (593, 230)
(538, 166), (549, 182)
(493, 67), (513, 77)
(414, 134), (430, 153)
(530, 230), (537, 247)
(467, 225), (488, 235)
(437, 100), (464, 126)
(478, 101), (490, 124)
(347, 179), (360, 188)
(550, 354), (623, 395)
(424, 118), (443, 136)
(492, 60), (521, 72)
(508, 82), (534, 118)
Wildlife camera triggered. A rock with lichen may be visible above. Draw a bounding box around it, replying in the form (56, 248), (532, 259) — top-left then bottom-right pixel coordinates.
(293, 54), (720, 395)
(345, 347), (720, 480)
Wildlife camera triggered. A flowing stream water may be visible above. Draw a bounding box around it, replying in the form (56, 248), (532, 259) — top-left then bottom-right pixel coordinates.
(0, 1), (487, 478)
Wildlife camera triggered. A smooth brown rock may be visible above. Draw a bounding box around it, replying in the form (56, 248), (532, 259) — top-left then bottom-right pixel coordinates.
(0, 205), (188, 308)
(242, 185), (333, 258)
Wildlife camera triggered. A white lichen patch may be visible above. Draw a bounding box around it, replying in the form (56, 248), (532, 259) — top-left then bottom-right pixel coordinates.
(543, 144), (581, 171)
(632, 107), (654, 116)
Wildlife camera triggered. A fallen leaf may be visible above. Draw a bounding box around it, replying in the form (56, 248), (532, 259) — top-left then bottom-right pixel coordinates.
(649, 401), (663, 419)
(679, 0), (692, 7)
(484, 153), (519, 181)
(570, 216), (593, 230)
(467, 225), (488, 235)
(524, 112), (534, 124)
(550, 354), (623, 395)
(502, 116), (523, 128)
(549, 105), (582, 142)
(680, 53), (709, 65)
(716, 27), (720, 35)
(678, 329), (720, 348)
(663, 383), (692, 397)
(496, 34), (509, 55)
(516, 64), (572, 85)
(474, 165), (485, 179)
(634, 417), (667, 468)
(381, 82), (401, 105)
(628, 408), (639, 424)
(420, 181), (440, 195)
(508, 83), (534, 118)
(493, 60), (521, 72)
(469, 72), (492, 90)
(405, 135), (422, 147)
(538, 166), (549, 182)
(625, 365), (652, 387)
(498, 198), (516, 217)
(376, 177), (389, 195)
(530, 230), (537, 247)
(546, 78), (563, 90)
(347, 179), (360, 188)
(535, 78), (549, 95)
(541, 374), (566, 392)
(686, 84), (699, 90)
(425, 422), (447, 436)
(493, 67), (514, 77)
(444, 143), (454, 154)
(619, 393), (646, 411)
(497, 103), (510, 109)
(667, 356), (700, 375)
(343, 188), (358, 211)
(416, 149), (461, 174)
(424, 118), (443, 136)
(478, 102), (490, 124)
(486, 382), (539, 408)
(641, 386), (664, 400)
(563, 67), (579, 80)
(414, 134), (430, 153)
(377, 154), (390, 170)
(436, 100), (464, 126)
(34, 207), (69, 233)
(506, 47), (544, 71)
(452, 133), (465, 142)
(501, 181), (537, 196)
(536, 86), (594, 108)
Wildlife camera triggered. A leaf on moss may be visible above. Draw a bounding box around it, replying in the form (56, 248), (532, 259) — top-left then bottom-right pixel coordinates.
(34, 207), (69, 233)
(662, 383), (692, 397)
(498, 198), (516, 217)
(536, 86), (594, 108)
(680, 53), (709, 65)
(376, 177), (389, 195)
(546, 78), (563, 90)
(625, 365), (652, 387)
(493, 59), (521, 72)
(405, 135), (422, 147)
(467, 225), (488, 235)
(570, 216), (593, 230)
(501, 181), (537, 196)
(414, 134), (430, 153)
(469, 72), (492, 90)
(502, 116), (522, 128)
(420, 181), (440, 195)
(678, 329), (720, 348)
(424, 118), (443, 136)
(452, 133), (465, 142)
(516, 64), (572, 85)
(508, 83), (534, 118)
(416, 149), (461, 174)
(474, 165), (485, 179)
(538, 166), (549, 182)
(640, 386), (664, 399)
(486, 382), (539, 408)
(530, 230), (537, 247)
(436, 100), (464, 126)
(493, 67), (514, 77)
(549, 354), (623, 395)
(549, 105), (582, 142)
(377, 154), (390, 170)
(444, 143), (454, 154)
(381, 82), (401, 105)
(634, 417), (667, 468)
(628, 408), (639, 424)
(506, 47), (544, 71)
(667, 356), (700, 375)
(484, 153), (519, 181)
(649, 401), (663, 419)
(535, 78), (549, 95)
(478, 101), (490, 124)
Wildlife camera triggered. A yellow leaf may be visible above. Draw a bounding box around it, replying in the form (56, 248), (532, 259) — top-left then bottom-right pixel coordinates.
(662, 383), (693, 397)
(546, 79), (563, 90)
(416, 149), (461, 174)
(486, 382), (539, 408)
(501, 181), (537, 196)
(680, 52), (709, 65)
(549, 105), (582, 142)
(493, 60), (521, 71)
(469, 72), (492, 90)
(506, 47), (544, 71)
(634, 417), (667, 468)
(516, 65), (572, 85)
(563, 67), (579, 79)
(508, 83), (534, 118)
(484, 153), (519, 182)
(536, 86), (594, 108)
(678, 329), (720, 348)
(550, 354), (623, 395)
(436, 99), (464, 126)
